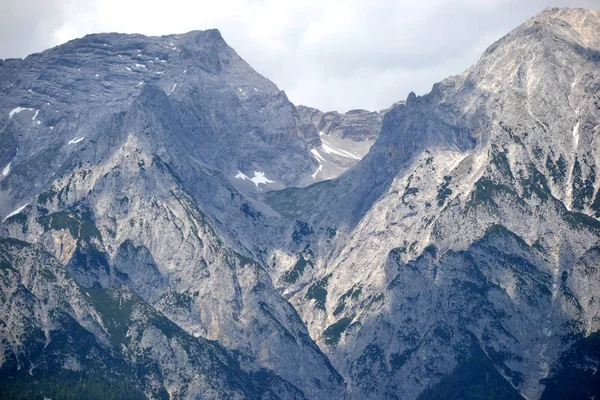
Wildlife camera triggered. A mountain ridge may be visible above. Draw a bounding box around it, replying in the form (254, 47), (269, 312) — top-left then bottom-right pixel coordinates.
(1, 6), (600, 400)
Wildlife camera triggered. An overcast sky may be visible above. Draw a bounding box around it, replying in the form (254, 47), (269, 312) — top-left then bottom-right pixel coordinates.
(1, 0), (598, 111)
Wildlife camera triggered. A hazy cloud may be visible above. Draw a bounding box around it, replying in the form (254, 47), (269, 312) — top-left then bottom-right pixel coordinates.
(0, 0), (598, 111)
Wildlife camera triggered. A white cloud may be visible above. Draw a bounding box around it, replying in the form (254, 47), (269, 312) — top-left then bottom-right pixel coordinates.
(1, 0), (598, 111)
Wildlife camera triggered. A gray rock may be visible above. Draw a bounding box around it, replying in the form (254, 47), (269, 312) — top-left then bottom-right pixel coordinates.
(2, 6), (600, 400)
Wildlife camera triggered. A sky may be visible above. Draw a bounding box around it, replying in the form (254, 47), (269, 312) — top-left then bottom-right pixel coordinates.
(1, 0), (598, 112)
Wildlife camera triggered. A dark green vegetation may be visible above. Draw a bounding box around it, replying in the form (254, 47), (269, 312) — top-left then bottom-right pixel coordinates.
(333, 285), (362, 316)
(323, 317), (353, 346)
(306, 274), (331, 310)
(38, 208), (101, 242)
(571, 158), (596, 211)
(540, 331), (600, 399)
(282, 255), (313, 284)
(0, 371), (147, 400)
(436, 176), (453, 207)
(546, 155), (567, 185)
(418, 345), (524, 400)
(4, 213), (28, 234)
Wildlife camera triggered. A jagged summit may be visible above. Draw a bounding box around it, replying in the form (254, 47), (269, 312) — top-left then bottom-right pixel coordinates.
(269, 6), (600, 228)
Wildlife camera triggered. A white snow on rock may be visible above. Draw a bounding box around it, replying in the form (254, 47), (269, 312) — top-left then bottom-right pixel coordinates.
(126, 67), (132, 72)
(573, 118), (580, 150)
(235, 171), (249, 180)
(311, 149), (327, 164)
(169, 83), (177, 95)
(2, 162), (11, 176)
(9, 107), (34, 119)
(135, 63), (146, 69)
(312, 164), (323, 179)
(250, 171), (274, 186)
(4, 203), (28, 221)
(321, 139), (361, 160)
(68, 137), (85, 145)
(235, 171), (275, 188)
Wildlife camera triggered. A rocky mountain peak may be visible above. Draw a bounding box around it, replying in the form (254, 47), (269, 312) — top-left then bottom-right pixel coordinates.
(2, 7), (600, 400)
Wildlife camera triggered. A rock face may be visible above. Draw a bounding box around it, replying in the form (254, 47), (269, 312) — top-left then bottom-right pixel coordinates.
(0, 29), (345, 399)
(296, 105), (383, 181)
(1, 6), (600, 400)
(266, 7), (600, 400)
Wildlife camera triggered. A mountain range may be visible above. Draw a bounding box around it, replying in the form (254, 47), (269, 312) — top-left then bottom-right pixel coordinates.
(1, 7), (600, 400)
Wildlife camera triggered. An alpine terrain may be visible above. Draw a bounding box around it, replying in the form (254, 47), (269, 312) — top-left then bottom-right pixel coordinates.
(1, 6), (600, 400)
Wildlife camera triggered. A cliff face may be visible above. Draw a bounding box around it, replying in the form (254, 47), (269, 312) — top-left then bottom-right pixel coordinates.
(296, 105), (383, 181)
(266, 7), (600, 399)
(0, 29), (345, 399)
(2, 7), (600, 400)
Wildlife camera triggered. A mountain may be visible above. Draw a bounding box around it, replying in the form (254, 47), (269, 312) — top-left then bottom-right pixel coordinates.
(265, 7), (600, 400)
(296, 106), (383, 181)
(1, 6), (600, 400)
(0, 29), (346, 399)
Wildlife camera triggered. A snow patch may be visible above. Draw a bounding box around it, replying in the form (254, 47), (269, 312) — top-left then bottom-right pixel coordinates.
(9, 107), (34, 119)
(235, 171), (249, 180)
(135, 63), (146, 69)
(137, 81), (144, 86)
(235, 171), (275, 189)
(2, 162), (11, 176)
(250, 171), (275, 186)
(168, 83), (177, 95)
(312, 164), (323, 179)
(4, 203), (28, 221)
(126, 67), (132, 72)
(68, 137), (85, 145)
(311, 149), (327, 163)
(573, 119), (580, 150)
(32, 109), (39, 121)
(321, 140), (361, 160)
